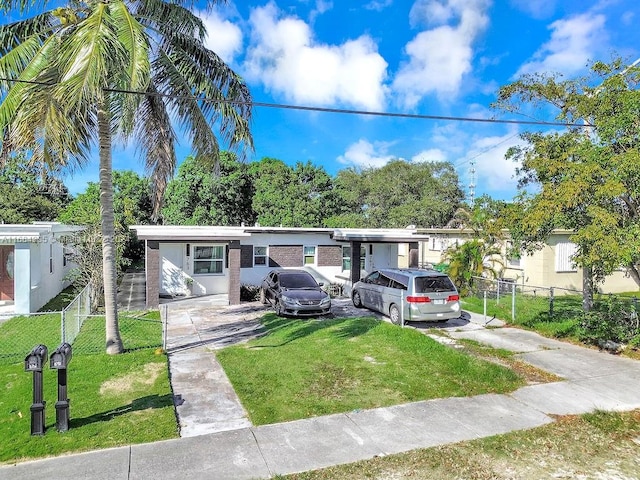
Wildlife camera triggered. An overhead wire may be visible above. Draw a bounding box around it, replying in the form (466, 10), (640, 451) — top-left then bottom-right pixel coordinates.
(0, 77), (591, 128)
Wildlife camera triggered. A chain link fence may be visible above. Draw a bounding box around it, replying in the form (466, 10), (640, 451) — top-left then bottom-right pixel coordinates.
(467, 276), (640, 325)
(0, 286), (163, 365)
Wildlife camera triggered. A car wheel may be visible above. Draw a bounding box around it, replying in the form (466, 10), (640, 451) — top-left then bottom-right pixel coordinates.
(389, 304), (401, 325)
(274, 300), (284, 316)
(259, 288), (267, 304)
(352, 290), (363, 308)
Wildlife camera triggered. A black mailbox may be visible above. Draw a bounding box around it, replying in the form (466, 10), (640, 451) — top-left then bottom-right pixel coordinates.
(50, 343), (72, 369)
(25, 344), (48, 372)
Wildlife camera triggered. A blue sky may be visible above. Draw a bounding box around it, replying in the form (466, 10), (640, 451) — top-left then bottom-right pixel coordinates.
(58, 0), (640, 201)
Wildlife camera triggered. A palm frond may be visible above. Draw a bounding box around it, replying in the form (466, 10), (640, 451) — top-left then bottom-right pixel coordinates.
(156, 29), (253, 156)
(133, 81), (177, 219)
(134, 0), (206, 40)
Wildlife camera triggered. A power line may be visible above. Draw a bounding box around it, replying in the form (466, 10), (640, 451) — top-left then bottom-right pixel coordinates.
(0, 77), (589, 128)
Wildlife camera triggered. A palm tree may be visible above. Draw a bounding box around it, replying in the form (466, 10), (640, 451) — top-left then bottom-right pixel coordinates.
(0, 0), (253, 353)
(443, 239), (503, 296)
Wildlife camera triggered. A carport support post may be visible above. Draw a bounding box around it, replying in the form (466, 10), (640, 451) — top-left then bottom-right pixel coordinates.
(350, 241), (362, 284)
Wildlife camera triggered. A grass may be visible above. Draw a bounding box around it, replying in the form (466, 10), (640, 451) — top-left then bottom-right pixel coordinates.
(279, 409), (640, 479)
(462, 293), (583, 341)
(0, 310), (177, 464)
(217, 314), (526, 425)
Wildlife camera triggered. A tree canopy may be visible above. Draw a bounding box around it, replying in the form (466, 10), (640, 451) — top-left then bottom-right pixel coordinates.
(493, 57), (640, 302)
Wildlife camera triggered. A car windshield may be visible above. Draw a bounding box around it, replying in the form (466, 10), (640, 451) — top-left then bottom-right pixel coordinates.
(280, 273), (318, 289)
(414, 276), (455, 293)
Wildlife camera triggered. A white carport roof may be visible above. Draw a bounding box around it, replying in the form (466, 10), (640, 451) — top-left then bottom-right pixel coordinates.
(330, 228), (431, 243)
(131, 225), (251, 241)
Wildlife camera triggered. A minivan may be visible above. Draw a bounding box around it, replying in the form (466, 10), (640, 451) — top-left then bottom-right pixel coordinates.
(351, 268), (461, 324)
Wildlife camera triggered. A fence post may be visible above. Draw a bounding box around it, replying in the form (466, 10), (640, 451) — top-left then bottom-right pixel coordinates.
(161, 304), (168, 351)
(483, 290), (487, 322)
(61, 310), (66, 343)
(511, 282), (516, 322)
(549, 287), (554, 317)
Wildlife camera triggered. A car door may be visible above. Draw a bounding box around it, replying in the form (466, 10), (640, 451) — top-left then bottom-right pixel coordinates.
(360, 271), (379, 309)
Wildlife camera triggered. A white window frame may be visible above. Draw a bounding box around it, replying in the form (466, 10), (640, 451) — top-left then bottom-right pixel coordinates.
(555, 242), (578, 272)
(253, 246), (268, 267)
(303, 245), (317, 266)
(429, 237), (449, 252)
(342, 245), (366, 271)
(193, 245), (225, 275)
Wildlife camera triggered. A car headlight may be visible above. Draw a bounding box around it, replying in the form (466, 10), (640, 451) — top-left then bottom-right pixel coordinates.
(321, 295), (331, 305)
(280, 295), (296, 305)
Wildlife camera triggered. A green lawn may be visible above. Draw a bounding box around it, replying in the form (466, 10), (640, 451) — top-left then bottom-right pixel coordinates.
(217, 314), (526, 425)
(0, 311), (177, 464)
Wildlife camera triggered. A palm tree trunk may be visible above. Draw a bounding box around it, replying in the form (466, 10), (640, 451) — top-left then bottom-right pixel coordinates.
(98, 97), (124, 354)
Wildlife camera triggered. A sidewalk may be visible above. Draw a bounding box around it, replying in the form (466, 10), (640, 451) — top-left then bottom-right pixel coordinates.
(2, 304), (640, 480)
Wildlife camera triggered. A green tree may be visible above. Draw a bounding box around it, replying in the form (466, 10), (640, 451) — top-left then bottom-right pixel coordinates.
(0, 0), (253, 353)
(327, 160), (464, 228)
(0, 152), (70, 222)
(444, 239), (503, 295)
(493, 58), (640, 309)
(59, 170), (152, 266)
(250, 158), (339, 227)
(162, 152), (255, 226)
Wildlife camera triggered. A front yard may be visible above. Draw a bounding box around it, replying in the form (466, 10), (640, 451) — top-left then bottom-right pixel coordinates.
(217, 314), (528, 425)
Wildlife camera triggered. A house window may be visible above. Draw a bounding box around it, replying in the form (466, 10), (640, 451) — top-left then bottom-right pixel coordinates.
(506, 241), (521, 267)
(342, 245), (366, 271)
(193, 245), (224, 274)
(254, 246), (268, 266)
(303, 246), (317, 265)
(429, 237), (447, 251)
(49, 244), (54, 274)
(555, 242), (577, 272)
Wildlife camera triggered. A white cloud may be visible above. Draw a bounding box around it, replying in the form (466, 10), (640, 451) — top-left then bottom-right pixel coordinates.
(509, 0), (557, 19)
(244, 3), (388, 110)
(199, 10), (243, 64)
(337, 139), (396, 168)
(460, 132), (523, 193)
(411, 149), (447, 162)
(515, 12), (607, 77)
(392, 0), (491, 108)
(364, 0), (393, 11)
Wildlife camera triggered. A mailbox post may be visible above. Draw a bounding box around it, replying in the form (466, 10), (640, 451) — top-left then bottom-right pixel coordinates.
(24, 344), (48, 435)
(50, 343), (72, 432)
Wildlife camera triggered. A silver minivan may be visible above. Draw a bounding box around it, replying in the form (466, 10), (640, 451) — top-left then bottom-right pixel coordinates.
(351, 268), (461, 324)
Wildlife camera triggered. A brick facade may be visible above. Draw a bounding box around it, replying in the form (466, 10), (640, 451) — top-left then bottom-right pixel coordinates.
(240, 244), (253, 268)
(269, 245), (303, 267)
(145, 240), (160, 308)
(317, 245), (342, 267)
(228, 241), (241, 305)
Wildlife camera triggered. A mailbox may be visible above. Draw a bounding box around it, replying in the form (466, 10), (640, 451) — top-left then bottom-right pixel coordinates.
(24, 344), (48, 372)
(50, 343), (72, 369)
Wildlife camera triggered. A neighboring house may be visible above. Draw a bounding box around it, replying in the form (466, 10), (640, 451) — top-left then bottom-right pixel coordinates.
(0, 222), (83, 314)
(417, 228), (638, 294)
(130, 225), (428, 307)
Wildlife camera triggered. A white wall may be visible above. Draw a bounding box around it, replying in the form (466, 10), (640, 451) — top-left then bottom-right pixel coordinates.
(159, 242), (229, 296)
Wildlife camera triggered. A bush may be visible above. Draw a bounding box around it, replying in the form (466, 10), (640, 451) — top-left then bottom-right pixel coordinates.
(241, 284), (261, 302)
(579, 297), (640, 347)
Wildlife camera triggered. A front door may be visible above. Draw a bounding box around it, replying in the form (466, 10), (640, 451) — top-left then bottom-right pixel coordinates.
(160, 244), (184, 295)
(0, 246), (15, 301)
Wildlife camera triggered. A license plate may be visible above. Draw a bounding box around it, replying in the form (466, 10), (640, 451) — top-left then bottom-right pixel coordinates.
(433, 299), (445, 305)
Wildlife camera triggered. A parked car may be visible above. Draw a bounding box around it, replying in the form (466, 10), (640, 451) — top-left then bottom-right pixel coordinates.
(260, 269), (332, 317)
(351, 268), (461, 324)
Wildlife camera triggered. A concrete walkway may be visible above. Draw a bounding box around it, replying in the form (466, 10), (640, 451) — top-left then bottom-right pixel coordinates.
(3, 301), (640, 480)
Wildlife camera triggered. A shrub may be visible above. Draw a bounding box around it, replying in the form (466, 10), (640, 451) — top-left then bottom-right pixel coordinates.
(240, 284), (261, 302)
(579, 297), (640, 346)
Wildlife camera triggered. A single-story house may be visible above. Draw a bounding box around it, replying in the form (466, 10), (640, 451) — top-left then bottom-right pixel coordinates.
(0, 222), (83, 314)
(417, 228), (639, 294)
(130, 225), (429, 307)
